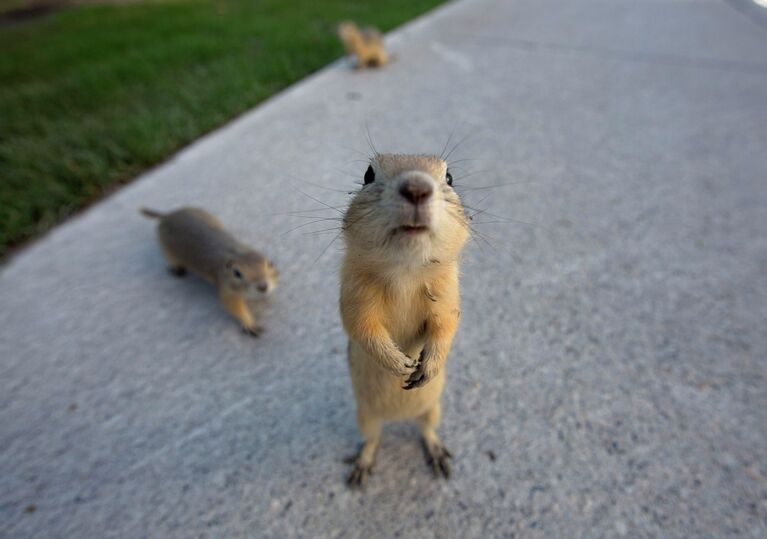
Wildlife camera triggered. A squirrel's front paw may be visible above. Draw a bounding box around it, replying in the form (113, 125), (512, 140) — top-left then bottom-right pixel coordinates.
(242, 325), (264, 338)
(403, 353), (435, 389)
(391, 354), (419, 377)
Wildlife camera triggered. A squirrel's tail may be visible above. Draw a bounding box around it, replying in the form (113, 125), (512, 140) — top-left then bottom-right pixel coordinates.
(140, 207), (165, 219)
(337, 20), (361, 40)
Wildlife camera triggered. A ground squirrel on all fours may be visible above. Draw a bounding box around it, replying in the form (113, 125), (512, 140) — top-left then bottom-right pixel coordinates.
(336, 21), (389, 68)
(141, 207), (278, 337)
(339, 153), (469, 487)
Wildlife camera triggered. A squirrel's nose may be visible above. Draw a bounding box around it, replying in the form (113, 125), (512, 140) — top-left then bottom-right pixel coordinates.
(399, 178), (433, 205)
(257, 283), (268, 292)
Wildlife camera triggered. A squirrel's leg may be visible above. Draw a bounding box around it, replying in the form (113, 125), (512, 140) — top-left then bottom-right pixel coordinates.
(346, 411), (382, 488)
(219, 290), (261, 337)
(417, 402), (451, 479)
(161, 247), (186, 277)
(367, 48), (386, 68)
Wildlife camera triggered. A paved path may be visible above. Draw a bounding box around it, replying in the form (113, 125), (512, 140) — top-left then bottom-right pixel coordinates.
(2, 0), (766, 537)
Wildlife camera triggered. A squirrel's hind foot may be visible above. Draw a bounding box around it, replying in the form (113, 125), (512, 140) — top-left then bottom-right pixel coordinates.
(423, 439), (452, 479)
(168, 266), (187, 277)
(242, 325), (264, 338)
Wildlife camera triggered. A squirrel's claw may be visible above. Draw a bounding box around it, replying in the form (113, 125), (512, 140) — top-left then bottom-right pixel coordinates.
(423, 440), (452, 479)
(403, 350), (431, 389)
(346, 461), (373, 489)
(396, 354), (419, 376)
(242, 325), (263, 338)
(168, 266), (187, 277)
(403, 362), (429, 389)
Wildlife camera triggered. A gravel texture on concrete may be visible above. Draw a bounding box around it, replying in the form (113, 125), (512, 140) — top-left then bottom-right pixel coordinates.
(1, 0), (766, 537)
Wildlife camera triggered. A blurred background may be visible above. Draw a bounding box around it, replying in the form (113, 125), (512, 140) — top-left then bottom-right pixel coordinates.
(0, 0), (445, 260)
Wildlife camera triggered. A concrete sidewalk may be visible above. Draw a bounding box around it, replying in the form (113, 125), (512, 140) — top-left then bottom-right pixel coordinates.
(2, 0), (766, 537)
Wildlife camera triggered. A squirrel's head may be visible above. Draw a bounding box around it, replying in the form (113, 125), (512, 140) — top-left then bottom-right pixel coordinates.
(220, 252), (278, 299)
(343, 153), (469, 267)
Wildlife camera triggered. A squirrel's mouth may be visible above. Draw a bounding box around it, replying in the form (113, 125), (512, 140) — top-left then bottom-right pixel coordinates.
(396, 225), (430, 235)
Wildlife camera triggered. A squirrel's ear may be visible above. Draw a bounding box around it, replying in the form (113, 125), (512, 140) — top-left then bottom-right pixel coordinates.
(225, 259), (234, 270)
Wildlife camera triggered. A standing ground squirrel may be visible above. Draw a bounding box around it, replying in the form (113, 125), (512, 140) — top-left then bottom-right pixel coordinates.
(141, 207), (278, 336)
(336, 21), (388, 68)
(340, 153), (469, 487)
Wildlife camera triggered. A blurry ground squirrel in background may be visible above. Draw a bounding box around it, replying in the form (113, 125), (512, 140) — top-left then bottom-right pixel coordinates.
(140, 207), (278, 337)
(340, 153), (469, 487)
(337, 21), (388, 68)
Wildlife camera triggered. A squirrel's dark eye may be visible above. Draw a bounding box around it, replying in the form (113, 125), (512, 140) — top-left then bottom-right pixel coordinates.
(233, 268), (243, 279)
(364, 165), (375, 185)
(446, 171), (453, 186)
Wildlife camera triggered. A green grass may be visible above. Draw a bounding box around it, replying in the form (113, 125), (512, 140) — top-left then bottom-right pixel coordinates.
(0, 0), (445, 258)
